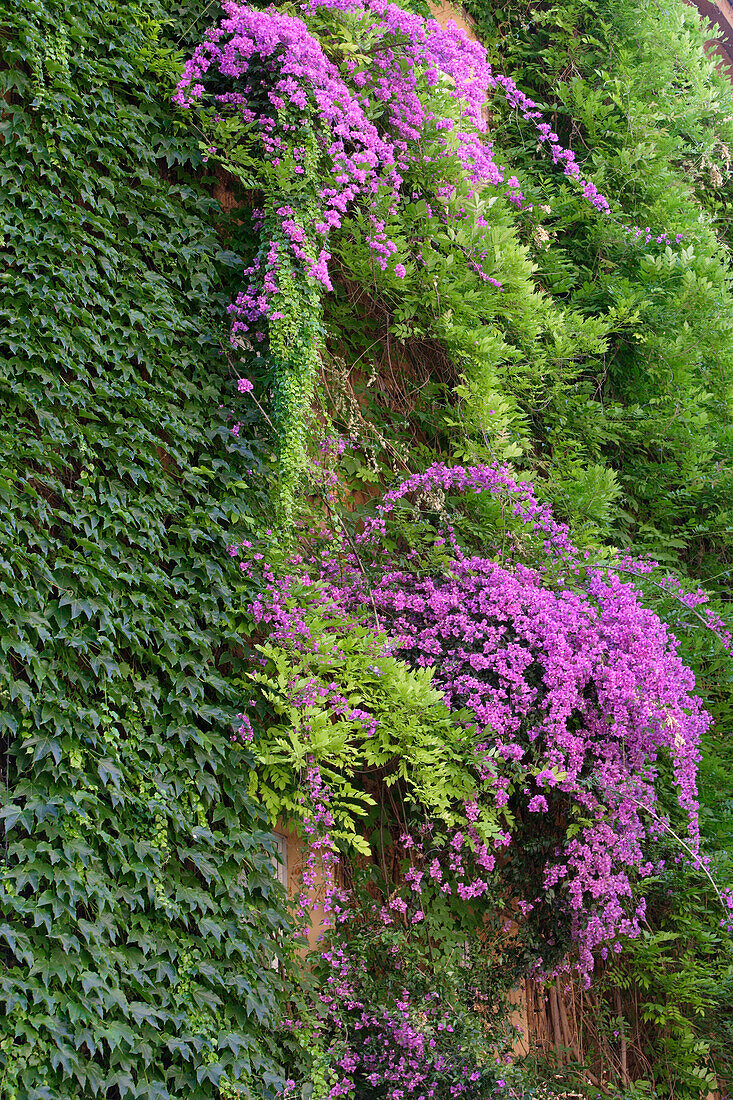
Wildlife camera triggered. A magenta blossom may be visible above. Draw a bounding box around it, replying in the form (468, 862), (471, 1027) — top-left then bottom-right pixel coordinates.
(239, 462), (711, 973)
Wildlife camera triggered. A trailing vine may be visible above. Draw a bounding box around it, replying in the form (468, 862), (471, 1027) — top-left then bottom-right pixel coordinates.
(175, 0), (684, 516)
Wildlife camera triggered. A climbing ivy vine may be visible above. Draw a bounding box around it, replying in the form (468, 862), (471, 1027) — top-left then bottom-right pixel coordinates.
(0, 1), (294, 1096)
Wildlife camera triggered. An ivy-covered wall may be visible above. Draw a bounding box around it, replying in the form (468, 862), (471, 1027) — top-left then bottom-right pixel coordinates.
(4, 0), (733, 1095)
(0, 2), (292, 1097)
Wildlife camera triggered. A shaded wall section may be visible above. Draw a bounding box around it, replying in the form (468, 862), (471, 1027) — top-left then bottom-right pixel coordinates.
(689, 0), (733, 76)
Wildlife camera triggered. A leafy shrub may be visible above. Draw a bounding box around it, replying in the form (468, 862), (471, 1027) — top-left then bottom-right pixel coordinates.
(566, 854), (733, 1098)
(465, 0), (733, 581)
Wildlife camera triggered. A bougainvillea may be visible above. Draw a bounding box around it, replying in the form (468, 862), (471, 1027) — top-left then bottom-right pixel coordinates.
(231, 458), (733, 1093)
(238, 464), (720, 964)
(175, 0), (663, 325)
(176, 0), (680, 510)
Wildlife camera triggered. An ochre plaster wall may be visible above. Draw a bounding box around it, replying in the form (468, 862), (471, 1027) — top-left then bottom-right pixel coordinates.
(274, 821), (328, 952)
(429, 0), (479, 41)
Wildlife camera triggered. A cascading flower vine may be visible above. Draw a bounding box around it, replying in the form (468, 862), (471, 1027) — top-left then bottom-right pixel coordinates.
(176, 0), (634, 321)
(230, 457), (733, 1095)
(238, 463), (716, 971)
(177, 0), (683, 515)
(176, 0), (679, 323)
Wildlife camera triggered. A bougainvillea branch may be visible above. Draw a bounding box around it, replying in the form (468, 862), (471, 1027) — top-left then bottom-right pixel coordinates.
(176, 0), (680, 512)
(176, 0), (626, 305)
(236, 463), (729, 969)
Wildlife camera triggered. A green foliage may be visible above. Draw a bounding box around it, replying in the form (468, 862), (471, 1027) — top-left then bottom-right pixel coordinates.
(243, 598), (505, 856)
(464, 0), (733, 581)
(597, 858), (733, 1098)
(266, 243), (323, 520)
(0, 0), (292, 1095)
(295, 0), (733, 583)
(195, 71), (328, 518)
(325, 120), (610, 471)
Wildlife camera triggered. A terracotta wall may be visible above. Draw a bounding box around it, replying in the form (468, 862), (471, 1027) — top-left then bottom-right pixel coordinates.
(274, 821), (328, 952)
(689, 0), (733, 77)
(429, 0), (479, 40)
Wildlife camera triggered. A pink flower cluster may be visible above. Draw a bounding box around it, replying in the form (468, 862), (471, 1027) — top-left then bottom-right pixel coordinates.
(362, 555), (707, 967)
(175, 0), (648, 339)
(309, 979), (496, 1097)
(238, 463), (713, 974)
